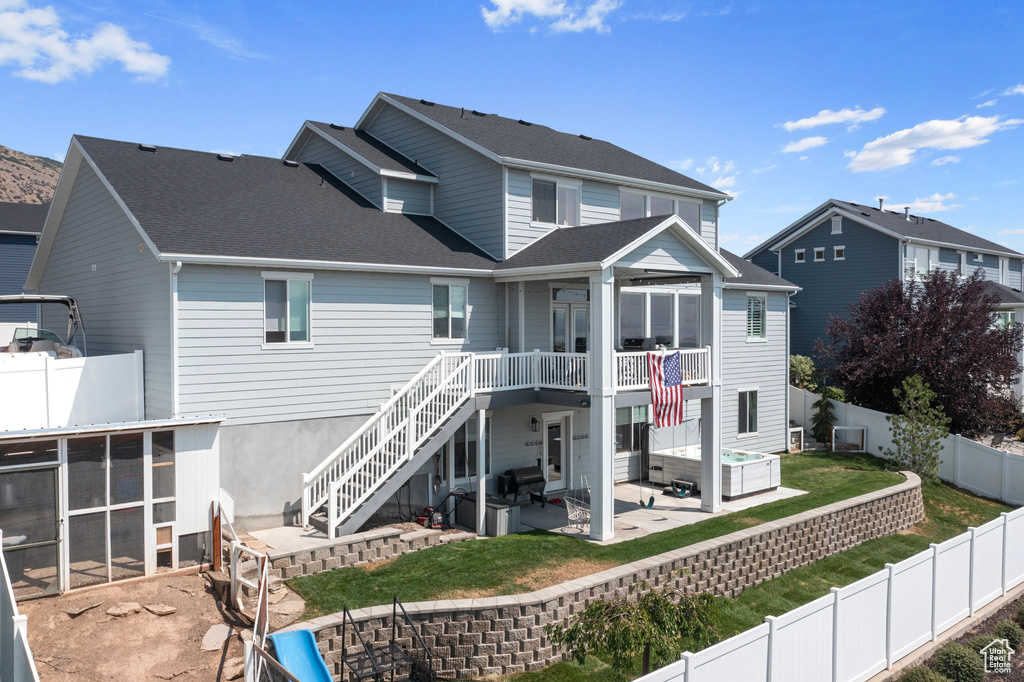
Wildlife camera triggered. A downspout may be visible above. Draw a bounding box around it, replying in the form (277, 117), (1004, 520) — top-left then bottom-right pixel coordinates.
(170, 260), (182, 417)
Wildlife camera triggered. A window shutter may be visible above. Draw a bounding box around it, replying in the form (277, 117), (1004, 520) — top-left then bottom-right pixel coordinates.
(746, 296), (765, 338)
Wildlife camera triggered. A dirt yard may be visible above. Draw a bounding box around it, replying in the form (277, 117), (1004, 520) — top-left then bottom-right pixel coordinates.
(20, 572), (248, 682)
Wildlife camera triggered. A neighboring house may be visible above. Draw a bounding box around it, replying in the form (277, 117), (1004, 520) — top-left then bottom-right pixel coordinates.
(745, 199), (1024, 358)
(0, 201), (47, 327)
(27, 92), (797, 543)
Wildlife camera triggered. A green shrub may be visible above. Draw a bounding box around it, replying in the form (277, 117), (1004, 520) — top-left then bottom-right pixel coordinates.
(964, 633), (998, 654)
(993, 618), (1024, 649)
(1016, 602), (1024, 629)
(790, 355), (818, 391)
(897, 666), (950, 681)
(932, 641), (984, 682)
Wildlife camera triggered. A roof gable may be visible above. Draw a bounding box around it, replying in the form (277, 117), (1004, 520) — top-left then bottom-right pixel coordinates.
(288, 122), (437, 181)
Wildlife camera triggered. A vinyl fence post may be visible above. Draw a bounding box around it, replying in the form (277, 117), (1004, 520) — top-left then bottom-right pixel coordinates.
(969, 527), (977, 617)
(11, 614), (28, 682)
(930, 543), (939, 641)
(1002, 448), (1010, 504)
(765, 615), (777, 682)
(680, 651), (692, 682)
(831, 587), (841, 682)
(954, 435), (962, 489)
(885, 563), (895, 669)
(1002, 513), (1010, 596)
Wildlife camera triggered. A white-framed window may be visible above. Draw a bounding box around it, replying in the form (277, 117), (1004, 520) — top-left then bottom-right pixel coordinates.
(620, 191), (646, 220)
(996, 311), (1016, 330)
(813, 247), (825, 262)
(617, 289), (702, 349)
(794, 249), (806, 263)
(619, 189), (702, 230)
(834, 246), (846, 261)
(615, 405), (649, 454)
(263, 272), (312, 345)
(905, 245), (938, 281)
(1000, 257), (1009, 285)
(746, 294), (766, 340)
(446, 414), (492, 481)
(974, 252), (984, 262)
(959, 252), (967, 276)
(677, 293), (701, 348)
(532, 177), (580, 227)
(831, 216), (843, 235)
(738, 390), (758, 434)
(431, 278), (468, 341)
(650, 294), (674, 346)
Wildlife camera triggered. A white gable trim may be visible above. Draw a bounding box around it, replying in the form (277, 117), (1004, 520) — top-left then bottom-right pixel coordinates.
(767, 207), (905, 253)
(602, 216), (740, 277)
(742, 198), (834, 259)
(291, 122), (439, 184)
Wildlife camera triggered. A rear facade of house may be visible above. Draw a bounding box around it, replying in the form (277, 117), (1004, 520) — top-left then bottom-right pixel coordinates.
(0, 201), (47, 327)
(26, 92), (796, 548)
(746, 199), (1024, 358)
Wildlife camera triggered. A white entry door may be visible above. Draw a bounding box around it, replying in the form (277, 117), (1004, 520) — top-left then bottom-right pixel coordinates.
(543, 414), (571, 493)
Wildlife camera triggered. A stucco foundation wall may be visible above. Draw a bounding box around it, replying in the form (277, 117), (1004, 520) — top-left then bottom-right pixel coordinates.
(287, 473), (924, 679)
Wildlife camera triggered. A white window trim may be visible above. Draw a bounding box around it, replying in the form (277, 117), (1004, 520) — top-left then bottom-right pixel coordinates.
(745, 293), (768, 343)
(737, 387), (759, 437)
(794, 248), (806, 263)
(834, 245), (846, 261)
(261, 271), (314, 350)
(615, 405), (650, 458)
(813, 247), (825, 262)
(531, 173), (582, 228)
(830, 216), (843, 235)
(974, 252), (985, 262)
(448, 411), (492, 483)
(430, 277), (470, 345)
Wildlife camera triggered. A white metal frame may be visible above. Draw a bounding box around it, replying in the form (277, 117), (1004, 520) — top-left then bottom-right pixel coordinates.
(737, 388), (759, 437)
(529, 174), (582, 228)
(813, 246), (825, 262)
(260, 271), (314, 350)
(429, 277), (470, 345)
(794, 248), (806, 263)
(541, 410), (573, 493)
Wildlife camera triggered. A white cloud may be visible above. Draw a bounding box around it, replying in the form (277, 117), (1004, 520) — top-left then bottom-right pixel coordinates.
(719, 233), (739, 243)
(799, 155), (808, 161)
(209, 148), (241, 156)
(481, 0), (621, 33)
(782, 136), (827, 153)
(885, 193), (962, 214)
(845, 115), (1024, 172)
(781, 106), (886, 132)
(741, 233), (767, 246)
(724, 189), (744, 198)
(669, 158), (694, 171)
(996, 178), (1020, 187)
(931, 155), (960, 166)
(977, 99), (997, 108)
(0, 0), (169, 83)
(713, 172), (738, 188)
(51, 149), (64, 162)
(145, 13), (266, 60)
(751, 163), (779, 174)
(998, 228), (1024, 235)
(695, 157), (734, 176)
(1003, 84), (1024, 96)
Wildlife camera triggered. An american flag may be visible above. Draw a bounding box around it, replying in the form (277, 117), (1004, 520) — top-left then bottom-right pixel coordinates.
(648, 351), (685, 428)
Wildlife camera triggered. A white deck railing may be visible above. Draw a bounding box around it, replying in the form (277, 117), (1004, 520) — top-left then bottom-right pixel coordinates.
(0, 530), (42, 682)
(303, 348), (710, 536)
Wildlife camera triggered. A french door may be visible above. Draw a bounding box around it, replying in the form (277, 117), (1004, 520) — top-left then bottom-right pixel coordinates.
(552, 303), (589, 353)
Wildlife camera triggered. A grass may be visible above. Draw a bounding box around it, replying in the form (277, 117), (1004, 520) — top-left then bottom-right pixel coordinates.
(289, 451), (903, 617)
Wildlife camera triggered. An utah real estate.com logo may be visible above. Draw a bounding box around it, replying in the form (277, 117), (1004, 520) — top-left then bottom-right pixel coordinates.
(980, 638), (1014, 674)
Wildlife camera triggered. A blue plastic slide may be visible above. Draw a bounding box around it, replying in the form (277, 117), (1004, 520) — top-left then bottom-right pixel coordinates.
(266, 630), (333, 682)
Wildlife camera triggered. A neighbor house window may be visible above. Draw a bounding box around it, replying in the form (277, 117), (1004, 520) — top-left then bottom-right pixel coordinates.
(974, 253), (984, 262)
(813, 247), (825, 262)
(831, 216), (843, 235)
(834, 246), (845, 261)
(263, 273), (312, 344)
(1000, 258), (1009, 285)
(746, 294), (766, 340)
(533, 178), (579, 226)
(738, 390), (758, 434)
(615, 406), (649, 454)
(794, 249), (806, 263)
(432, 280), (468, 340)
(905, 245), (938, 280)
(997, 312), (1016, 330)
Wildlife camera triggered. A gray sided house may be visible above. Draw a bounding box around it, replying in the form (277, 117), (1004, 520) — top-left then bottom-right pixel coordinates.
(0, 201), (47, 325)
(29, 92), (797, 542)
(746, 199), (1024, 358)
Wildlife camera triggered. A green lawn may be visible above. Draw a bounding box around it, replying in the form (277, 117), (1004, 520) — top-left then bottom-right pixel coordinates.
(289, 451), (903, 617)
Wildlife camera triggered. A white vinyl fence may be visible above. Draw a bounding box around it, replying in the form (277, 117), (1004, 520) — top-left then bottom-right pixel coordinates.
(790, 386), (1024, 506)
(638, 506), (1024, 682)
(0, 531), (41, 682)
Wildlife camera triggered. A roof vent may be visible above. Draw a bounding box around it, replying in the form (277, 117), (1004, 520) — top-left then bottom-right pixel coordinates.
(329, 123), (345, 130)
(283, 159), (299, 168)
(217, 153), (235, 162)
(138, 144), (156, 153)
(904, 207), (910, 220)
(927, 218), (935, 222)
(420, 99), (435, 106)
(471, 110), (486, 116)
(860, 212), (869, 216)
(877, 198), (884, 211)
(518, 119), (532, 126)
(579, 134), (592, 140)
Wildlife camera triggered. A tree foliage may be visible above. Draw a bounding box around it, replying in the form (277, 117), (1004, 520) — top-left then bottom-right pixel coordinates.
(881, 375), (950, 482)
(811, 385), (842, 444)
(544, 577), (719, 678)
(790, 354), (818, 391)
(816, 271), (1022, 435)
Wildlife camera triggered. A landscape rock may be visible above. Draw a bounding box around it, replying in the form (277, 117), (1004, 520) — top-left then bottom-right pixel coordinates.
(106, 602), (141, 617)
(144, 604), (177, 616)
(224, 656), (245, 680)
(201, 623), (233, 652)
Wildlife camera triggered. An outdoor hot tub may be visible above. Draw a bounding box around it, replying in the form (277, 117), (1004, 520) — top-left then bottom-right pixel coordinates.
(648, 447), (781, 500)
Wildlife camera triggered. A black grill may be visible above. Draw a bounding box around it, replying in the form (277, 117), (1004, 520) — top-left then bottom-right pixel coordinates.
(502, 466), (547, 506)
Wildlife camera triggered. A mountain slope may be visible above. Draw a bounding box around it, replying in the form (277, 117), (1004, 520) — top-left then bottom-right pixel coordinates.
(0, 146), (62, 204)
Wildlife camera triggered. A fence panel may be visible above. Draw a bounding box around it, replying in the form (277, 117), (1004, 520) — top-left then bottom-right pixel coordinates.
(888, 551), (935, 661)
(958, 440), (1004, 500)
(683, 622), (769, 682)
(1004, 454), (1024, 507)
(835, 572), (889, 682)
(971, 517), (1005, 611)
(937, 436), (956, 482)
(768, 593), (835, 682)
(1005, 508), (1024, 590)
(933, 534), (973, 636)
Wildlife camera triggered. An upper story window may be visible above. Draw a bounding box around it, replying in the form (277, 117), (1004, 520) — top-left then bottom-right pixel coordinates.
(432, 279), (468, 341)
(996, 311), (1016, 330)
(795, 249), (806, 263)
(619, 289), (701, 349)
(813, 247), (825, 262)
(620, 190), (702, 230)
(905, 245), (938, 280)
(1000, 257), (1009, 285)
(831, 216), (843, 235)
(834, 246), (846, 261)
(974, 253), (984, 262)
(532, 178), (579, 227)
(746, 294), (766, 341)
(263, 272), (312, 345)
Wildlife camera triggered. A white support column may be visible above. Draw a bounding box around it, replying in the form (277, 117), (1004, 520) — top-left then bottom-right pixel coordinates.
(589, 267), (616, 540)
(517, 281), (526, 354)
(700, 273), (723, 513)
(476, 409), (487, 536)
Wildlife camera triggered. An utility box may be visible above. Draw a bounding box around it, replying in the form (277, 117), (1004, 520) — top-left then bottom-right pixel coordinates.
(456, 493), (521, 536)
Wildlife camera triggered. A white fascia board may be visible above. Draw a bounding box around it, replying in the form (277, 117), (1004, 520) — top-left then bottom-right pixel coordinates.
(26, 139), (82, 290)
(282, 122), (312, 160)
(366, 94), (503, 164)
(306, 123), (382, 174)
(903, 236), (1023, 259)
(0, 230), (42, 236)
(741, 198), (835, 259)
(601, 215), (740, 278)
(768, 207), (905, 252)
(379, 169), (439, 184)
(0, 415), (225, 442)
(492, 263), (602, 281)
(157, 252), (494, 277)
(723, 282), (801, 292)
(504, 158), (731, 202)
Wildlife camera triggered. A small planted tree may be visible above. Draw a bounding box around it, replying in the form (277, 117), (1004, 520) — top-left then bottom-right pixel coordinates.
(545, 577), (719, 678)
(790, 354), (818, 391)
(811, 386), (841, 445)
(881, 375), (950, 482)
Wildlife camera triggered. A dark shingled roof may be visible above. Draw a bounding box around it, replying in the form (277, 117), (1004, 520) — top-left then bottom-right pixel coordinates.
(0, 201), (48, 234)
(305, 122), (435, 177)
(834, 200), (1021, 256)
(74, 136), (496, 270)
(495, 216), (672, 270)
(382, 94), (727, 197)
(983, 280), (1024, 306)
(721, 249), (797, 288)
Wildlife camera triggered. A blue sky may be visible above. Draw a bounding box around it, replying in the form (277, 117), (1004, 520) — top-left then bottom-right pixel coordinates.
(2, 0), (1023, 254)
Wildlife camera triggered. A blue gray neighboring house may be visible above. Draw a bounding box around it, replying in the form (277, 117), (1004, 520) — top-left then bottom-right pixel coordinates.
(745, 199), (1024, 357)
(0, 201), (47, 323)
